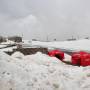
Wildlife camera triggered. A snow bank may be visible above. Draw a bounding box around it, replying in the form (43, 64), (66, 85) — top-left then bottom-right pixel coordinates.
(11, 51), (24, 59)
(0, 51), (90, 90)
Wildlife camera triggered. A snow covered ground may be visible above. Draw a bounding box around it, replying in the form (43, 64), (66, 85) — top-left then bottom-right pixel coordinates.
(0, 46), (17, 52)
(1, 40), (15, 45)
(1, 39), (90, 52)
(32, 39), (90, 52)
(0, 39), (90, 90)
(0, 40), (17, 51)
(0, 45), (7, 48)
(2, 39), (90, 52)
(0, 51), (90, 90)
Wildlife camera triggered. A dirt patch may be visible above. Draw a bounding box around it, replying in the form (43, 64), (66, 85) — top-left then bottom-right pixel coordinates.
(5, 48), (48, 55)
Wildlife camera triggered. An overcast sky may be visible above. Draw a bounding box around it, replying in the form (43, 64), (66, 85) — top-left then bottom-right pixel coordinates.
(0, 0), (90, 41)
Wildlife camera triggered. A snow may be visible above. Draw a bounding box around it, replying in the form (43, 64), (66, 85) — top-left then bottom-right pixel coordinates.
(0, 40), (17, 51)
(32, 39), (90, 52)
(0, 51), (90, 90)
(0, 45), (7, 48)
(0, 46), (17, 52)
(22, 40), (32, 44)
(1, 40), (15, 45)
(11, 51), (24, 59)
(64, 53), (71, 62)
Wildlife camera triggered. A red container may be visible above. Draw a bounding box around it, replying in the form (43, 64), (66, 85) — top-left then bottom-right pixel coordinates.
(72, 53), (81, 65)
(81, 53), (90, 66)
(71, 51), (90, 66)
(48, 50), (64, 60)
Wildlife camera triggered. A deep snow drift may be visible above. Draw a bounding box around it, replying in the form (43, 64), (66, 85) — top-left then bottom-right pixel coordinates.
(0, 51), (90, 90)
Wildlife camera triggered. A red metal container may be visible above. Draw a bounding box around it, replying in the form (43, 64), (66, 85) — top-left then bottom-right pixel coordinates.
(81, 53), (90, 66)
(72, 53), (81, 65)
(48, 50), (64, 60)
(71, 51), (90, 66)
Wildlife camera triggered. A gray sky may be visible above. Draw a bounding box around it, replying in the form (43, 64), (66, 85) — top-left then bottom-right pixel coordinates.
(0, 0), (90, 41)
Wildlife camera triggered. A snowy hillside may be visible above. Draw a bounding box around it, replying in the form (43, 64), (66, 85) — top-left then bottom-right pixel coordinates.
(0, 51), (90, 90)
